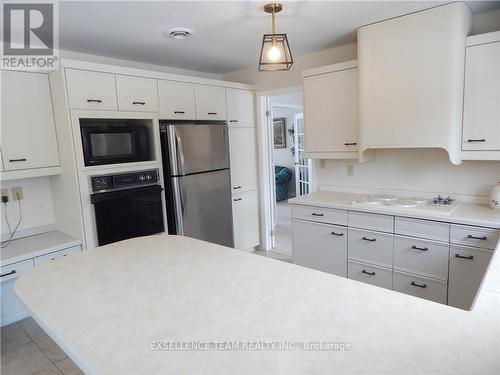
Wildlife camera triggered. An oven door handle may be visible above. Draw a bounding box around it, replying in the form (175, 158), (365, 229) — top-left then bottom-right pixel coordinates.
(90, 185), (163, 204)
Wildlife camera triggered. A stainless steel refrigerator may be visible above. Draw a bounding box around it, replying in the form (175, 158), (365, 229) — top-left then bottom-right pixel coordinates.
(160, 120), (234, 247)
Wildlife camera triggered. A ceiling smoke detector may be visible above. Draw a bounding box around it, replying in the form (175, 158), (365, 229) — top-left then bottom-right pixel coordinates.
(166, 27), (194, 40)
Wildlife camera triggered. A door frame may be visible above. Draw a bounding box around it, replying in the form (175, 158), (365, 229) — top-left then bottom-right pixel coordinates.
(255, 85), (309, 251)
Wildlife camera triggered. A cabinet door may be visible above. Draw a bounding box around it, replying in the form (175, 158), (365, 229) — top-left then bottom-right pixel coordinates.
(116, 75), (158, 112)
(228, 128), (258, 192)
(65, 69), (117, 110)
(1, 71), (60, 171)
(448, 246), (493, 310)
(303, 68), (358, 153)
(227, 88), (255, 127)
(232, 189), (260, 250)
(292, 219), (347, 277)
(158, 80), (196, 119)
(195, 85), (227, 120)
(462, 41), (500, 151)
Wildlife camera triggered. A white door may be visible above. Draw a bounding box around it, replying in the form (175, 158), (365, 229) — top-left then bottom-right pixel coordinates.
(228, 128), (258, 192)
(116, 75), (158, 112)
(227, 88), (255, 127)
(293, 113), (311, 196)
(232, 190), (260, 250)
(158, 80), (196, 119)
(194, 85), (227, 120)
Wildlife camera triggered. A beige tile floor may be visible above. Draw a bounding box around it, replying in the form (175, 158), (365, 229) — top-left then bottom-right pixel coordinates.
(1, 317), (83, 375)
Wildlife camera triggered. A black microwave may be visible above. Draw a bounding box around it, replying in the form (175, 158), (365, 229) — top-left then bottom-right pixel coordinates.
(81, 123), (150, 166)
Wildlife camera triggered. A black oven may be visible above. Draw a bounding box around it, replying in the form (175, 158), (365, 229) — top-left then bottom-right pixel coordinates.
(90, 170), (165, 246)
(81, 121), (150, 166)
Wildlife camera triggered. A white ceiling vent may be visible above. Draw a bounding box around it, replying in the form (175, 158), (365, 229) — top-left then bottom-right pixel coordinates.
(165, 27), (194, 40)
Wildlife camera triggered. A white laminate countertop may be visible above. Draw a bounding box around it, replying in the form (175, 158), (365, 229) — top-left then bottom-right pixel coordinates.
(288, 191), (500, 229)
(15, 235), (500, 374)
(1, 231), (82, 265)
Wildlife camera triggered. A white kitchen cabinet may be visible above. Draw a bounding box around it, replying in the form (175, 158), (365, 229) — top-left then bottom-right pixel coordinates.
(1, 71), (60, 171)
(195, 85), (227, 120)
(33, 245), (82, 266)
(116, 75), (158, 112)
(347, 228), (393, 268)
(357, 3), (472, 164)
(462, 36), (500, 153)
(226, 88), (255, 127)
(292, 219), (347, 277)
(158, 80), (196, 119)
(1, 259), (34, 326)
(393, 272), (448, 304)
(228, 127), (258, 192)
(302, 61), (358, 159)
(292, 205), (347, 226)
(448, 246), (493, 310)
(65, 69), (117, 110)
(232, 189), (260, 250)
(348, 260), (393, 289)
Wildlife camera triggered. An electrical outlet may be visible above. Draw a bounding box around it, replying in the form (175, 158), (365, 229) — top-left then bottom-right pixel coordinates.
(11, 187), (23, 200)
(1, 189), (9, 202)
(347, 165), (354, 177)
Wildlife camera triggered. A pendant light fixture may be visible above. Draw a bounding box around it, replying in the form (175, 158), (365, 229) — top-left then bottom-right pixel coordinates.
(258, 3), (293, 71)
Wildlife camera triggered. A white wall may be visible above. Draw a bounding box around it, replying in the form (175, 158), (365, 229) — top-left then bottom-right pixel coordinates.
(1, 177), (55, 240)
(317, 150), (500, 203)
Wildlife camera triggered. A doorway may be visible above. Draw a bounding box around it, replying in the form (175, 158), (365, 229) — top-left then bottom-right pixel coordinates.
(254, 87), (314, 259)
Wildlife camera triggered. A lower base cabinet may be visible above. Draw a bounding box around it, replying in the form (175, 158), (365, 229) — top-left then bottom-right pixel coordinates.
(448, 246), (493, 310)
(348, 260), (392, 289)
(393, 272), (448, 304)
(232, 189), (260, 250)
(292, 219), (347, 277)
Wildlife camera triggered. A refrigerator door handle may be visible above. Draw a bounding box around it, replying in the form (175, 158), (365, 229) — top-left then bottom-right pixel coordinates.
(172, 177), (185, 235)
(167, 126), (186, 176)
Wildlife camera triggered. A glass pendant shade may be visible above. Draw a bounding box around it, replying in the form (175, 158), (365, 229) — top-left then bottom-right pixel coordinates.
(259, 33), (293, 71)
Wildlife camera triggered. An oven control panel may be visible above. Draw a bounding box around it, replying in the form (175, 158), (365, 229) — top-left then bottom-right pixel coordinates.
(91, 170), (159, 192)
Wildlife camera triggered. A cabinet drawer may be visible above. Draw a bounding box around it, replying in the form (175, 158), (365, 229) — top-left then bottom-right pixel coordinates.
(65, 69), (117, 110)
(33, 246), (81, 267)
(292, 205), (347, 226)
(450, 225), (499, 249)
(395, 217), (449, 242)
(116, 75), (158, 112)
(448, 246), (493, 310)
(393, 272), (447, 304)
(348, 228), (393, 267)
(1, 259), (34, 283)
(348, 211), (393, 233)
(292, 219), (347, 277)
(394, 236), (449, 280)
(348, 260), (392, 289)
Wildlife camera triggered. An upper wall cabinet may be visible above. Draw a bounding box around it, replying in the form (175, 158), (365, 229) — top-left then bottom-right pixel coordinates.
(65, 69), (118, 110)
(302, 61), (358, 159)
(158, 80), (196, 119)
(357, 3), (472, 164)
(116, 75), (158, 112)
(1, 71), (60, 175)
(227, 88), (255, 127)
(462, 31), (500, 160)
(195, 85), (227, 121)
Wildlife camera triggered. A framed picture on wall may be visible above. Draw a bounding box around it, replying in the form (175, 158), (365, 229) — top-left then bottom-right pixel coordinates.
(273, 118), (286, 149)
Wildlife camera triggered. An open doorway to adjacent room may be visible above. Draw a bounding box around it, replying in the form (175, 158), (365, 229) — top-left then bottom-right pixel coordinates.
(254, 87), (314, 262)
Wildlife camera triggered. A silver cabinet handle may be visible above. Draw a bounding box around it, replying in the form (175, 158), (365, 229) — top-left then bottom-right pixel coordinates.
(174, 111), (185, 114)
(311, 213), (324, 217)
(9, 158), (27, 162)
(467, 235), (487, 240)
(229, 120), (238, 123)
(362, 237), (376, 242)
(0, 270), (16, 277)
(208, 112), (218, 115)
(233, 186), (242, 190)
(455, 254), (474, 260)
(86, 99), (102, 103)
(361, 270), (375, 276)
(233, 198), (242, 202)
(330, 232), (344, 236)
(132, 101), (146, 105)
(411, 245), (428, 251)
(344, 142), (357, 146)
(410, 281), (427, 288)
(467, 139), (486, 142)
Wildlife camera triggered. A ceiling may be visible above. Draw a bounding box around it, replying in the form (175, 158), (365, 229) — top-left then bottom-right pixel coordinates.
(58, 1), (500, 74)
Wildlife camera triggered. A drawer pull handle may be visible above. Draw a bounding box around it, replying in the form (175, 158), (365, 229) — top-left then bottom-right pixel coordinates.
(9, 158), (27, 162)
(344, 142), (357, 146)
(455, 254), (474, 260)
(362, 237), (376, 242)
(132, 101), (146, 105)
(361, 270), (376, 276)
(0, 270), (16, 277)
(229, 120), (239, 123)
(467, 235), (487, 240)
(174, 111), (185, 114)
(208, 112), (218, 115)
(330, 232), (344, 236)
(311, 213), (324, 217)
(411, 245), (429, 251)
(233, 186), (242, 190)
(467, 139), (486, 142)
(410, 281), (427, 289)
(233, 198), (242, 202)
(86, 99), (102, 103)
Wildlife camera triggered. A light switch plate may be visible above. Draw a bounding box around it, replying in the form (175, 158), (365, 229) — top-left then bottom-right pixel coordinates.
(11, 187), (23, 200)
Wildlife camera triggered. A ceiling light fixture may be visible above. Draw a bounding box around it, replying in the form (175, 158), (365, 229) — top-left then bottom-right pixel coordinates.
(166, 27), (194, 40)
(258, 3), (293, 71)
